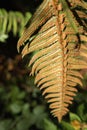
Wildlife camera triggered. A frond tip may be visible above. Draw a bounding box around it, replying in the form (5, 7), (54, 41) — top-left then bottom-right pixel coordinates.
(17, 0), (87, 122)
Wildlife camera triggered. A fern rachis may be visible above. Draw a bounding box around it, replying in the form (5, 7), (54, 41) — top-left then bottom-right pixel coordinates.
(17, 0), (87, 122)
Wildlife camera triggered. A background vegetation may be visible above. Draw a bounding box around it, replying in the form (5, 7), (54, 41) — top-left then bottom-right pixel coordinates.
(0, 0), (87, 130)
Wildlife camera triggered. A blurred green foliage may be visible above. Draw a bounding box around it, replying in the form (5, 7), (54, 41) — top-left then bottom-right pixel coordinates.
(0, 9), (31, 42)
(0, 55), (87, 130)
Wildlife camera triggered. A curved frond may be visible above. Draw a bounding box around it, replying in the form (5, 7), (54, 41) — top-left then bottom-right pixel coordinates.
(17, 0), (87, 122)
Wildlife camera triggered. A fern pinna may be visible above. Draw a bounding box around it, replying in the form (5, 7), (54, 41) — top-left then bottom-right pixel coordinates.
(17, 0), (87, 122)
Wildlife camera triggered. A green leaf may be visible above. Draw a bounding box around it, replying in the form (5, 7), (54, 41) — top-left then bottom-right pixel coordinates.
(0, 9), (31, 38)
(8, 86), (26, 101)
(33, 105), (45, 115)
(0, 34), (8, 42)
(70, 112), (81, 122)
(44, 119), (58, 130)
(24, 12), (32, 26)
(77, 103), (87, 122)
(0, 120), (12, 130)
(31, 106), (48, 129)
(61, 121), (74, 130)
(17, 91), (26, 99)
(22, 104), (30, 118)
(1, 9), (8, 33)
(12, 12), (17, 36)
(16, 119), (30, 130)
(7, 11), (13, 33)
(0, 9), (3, 32)
(9, 102), (22, 114)
(15, 12), (24, 36)
(60, 0), (78, 34)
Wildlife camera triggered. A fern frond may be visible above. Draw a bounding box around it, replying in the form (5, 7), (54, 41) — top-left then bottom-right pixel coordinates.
(17, 0), (87, 122)
(0, 9), (31, 42)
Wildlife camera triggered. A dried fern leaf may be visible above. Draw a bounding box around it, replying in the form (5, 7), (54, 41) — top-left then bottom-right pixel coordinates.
(17, 0), (87, 122)
(17, 0), (54, 51)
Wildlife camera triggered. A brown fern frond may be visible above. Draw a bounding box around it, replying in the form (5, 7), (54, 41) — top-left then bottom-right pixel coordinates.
(17, 0), (87, 122)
